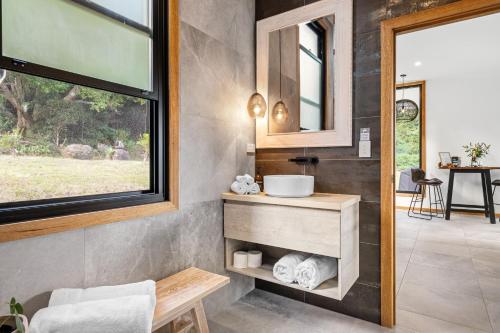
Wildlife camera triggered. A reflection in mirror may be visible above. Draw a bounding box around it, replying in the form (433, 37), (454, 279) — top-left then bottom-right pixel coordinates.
(268, 15), (334, 134)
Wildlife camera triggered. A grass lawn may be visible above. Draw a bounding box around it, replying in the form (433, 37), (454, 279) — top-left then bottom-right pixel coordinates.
(0, 155), (149, 203)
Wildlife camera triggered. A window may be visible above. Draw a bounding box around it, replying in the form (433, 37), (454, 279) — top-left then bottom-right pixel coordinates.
(299, 22), (326, 132)
(0, 0), (168, 224)
(395, 82), (426, 194)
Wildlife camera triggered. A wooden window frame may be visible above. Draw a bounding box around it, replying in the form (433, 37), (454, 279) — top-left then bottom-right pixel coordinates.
(0, 0), (179, 243)
(380, 0), (500, 327)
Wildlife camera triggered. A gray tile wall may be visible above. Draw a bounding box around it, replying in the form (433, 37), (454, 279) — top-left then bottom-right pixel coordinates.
(255, 0), (460, 324)
(0, 0), (256, 320)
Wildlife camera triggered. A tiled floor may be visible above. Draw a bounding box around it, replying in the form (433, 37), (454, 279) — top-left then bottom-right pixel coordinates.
(396, 210), (500, 333)
(209, 289), (411, 333)
(209, 211), (500, 333)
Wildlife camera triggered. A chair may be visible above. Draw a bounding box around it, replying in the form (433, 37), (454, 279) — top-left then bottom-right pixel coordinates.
(493, 179), (500, 205)
(408, 168), (445, 220)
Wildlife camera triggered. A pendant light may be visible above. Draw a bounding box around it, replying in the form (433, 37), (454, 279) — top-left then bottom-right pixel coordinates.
(272, 30), (289, 123)
(396, 74), (419, 122)
(247, 92), (267, 118)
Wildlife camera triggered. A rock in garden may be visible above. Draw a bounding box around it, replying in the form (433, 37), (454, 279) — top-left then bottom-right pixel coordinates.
(112, 148), (130, 160)
(62, 144), (93, 160)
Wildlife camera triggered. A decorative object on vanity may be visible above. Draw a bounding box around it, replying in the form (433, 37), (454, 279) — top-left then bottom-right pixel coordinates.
(222, 192), (360, 300)
(247, 93), (267, 119)
(264, 175), (314, 198)
(288, 156), (319, 165)
(247, 250), (263, 268)
(233, 251), (249, 269)
(272, 252), (308, 283)
(256, 0), (353, 148)
(438, 152), (452, 167)
(29, 280), (157, 333)
(0, 298), (27, 333)
(295, 255), (338, 290)
(396, 74), (419, 122)
(463, 142), (490, 167)
(230, 174), (260, 195)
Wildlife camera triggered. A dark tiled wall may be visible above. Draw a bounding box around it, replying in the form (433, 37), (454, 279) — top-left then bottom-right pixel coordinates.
(255, 0), (459, 324)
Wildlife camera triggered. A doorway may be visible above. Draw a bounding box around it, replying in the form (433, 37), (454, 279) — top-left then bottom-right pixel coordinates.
(380, 0), (500, 328)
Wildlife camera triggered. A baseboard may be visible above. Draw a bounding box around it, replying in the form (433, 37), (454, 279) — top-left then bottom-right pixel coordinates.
(396, 206), (500, 218)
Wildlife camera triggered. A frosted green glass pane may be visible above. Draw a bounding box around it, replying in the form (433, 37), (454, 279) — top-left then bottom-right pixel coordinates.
(2, 0), (151, 91)
(92, 0), (151, 27)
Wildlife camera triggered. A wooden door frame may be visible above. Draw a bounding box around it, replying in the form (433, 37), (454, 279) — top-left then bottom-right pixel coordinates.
(380, 0), (500, 327)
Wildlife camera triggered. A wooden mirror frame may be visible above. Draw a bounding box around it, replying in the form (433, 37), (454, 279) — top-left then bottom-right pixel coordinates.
(256, 0), (353, 148)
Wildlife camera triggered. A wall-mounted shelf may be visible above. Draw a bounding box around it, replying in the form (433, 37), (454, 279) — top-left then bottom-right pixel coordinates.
(226, 262), (340, 299)
(222, 192), (360, 301)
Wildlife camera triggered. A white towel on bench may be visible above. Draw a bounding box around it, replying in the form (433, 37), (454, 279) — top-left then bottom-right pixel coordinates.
(30, 295), (155, 333)
(48, 280), (156, 307)
(295, 255), (338, 290)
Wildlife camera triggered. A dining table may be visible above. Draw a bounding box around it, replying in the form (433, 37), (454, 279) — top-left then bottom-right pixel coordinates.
(439, 165), (500, 224)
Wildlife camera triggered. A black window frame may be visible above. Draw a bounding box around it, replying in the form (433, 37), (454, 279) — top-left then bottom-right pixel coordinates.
(0, 0), (169, 225)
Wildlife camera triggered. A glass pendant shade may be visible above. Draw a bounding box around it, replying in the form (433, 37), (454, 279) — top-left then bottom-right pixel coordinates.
(247, 93), (267, 118)
(272, 101), (289, 123)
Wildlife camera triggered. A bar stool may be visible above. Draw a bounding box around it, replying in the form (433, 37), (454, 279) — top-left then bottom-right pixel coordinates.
(493, 179), (500, 205)
(408, 168), (445, 220)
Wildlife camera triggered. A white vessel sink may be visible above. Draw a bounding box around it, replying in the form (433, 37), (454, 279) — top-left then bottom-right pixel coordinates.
(264, 175), (314, 198)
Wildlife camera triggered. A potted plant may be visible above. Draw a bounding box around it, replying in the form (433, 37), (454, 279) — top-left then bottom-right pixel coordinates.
(0, 298), (27, 333)
(463, 142), (491, 167)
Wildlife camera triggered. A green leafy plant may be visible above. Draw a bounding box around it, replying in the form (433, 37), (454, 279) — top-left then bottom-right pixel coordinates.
(0, 131), (21, 154)
(463, 142), (491, 161)
(136, 133), (150, 161)
(0, 297), (25, 333)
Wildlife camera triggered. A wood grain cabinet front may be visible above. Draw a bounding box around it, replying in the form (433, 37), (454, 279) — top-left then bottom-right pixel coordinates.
(222, 192), (360, 300)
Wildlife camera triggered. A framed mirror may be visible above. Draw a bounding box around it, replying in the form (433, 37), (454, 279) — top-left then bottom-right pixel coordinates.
(256, 0), (353, 148)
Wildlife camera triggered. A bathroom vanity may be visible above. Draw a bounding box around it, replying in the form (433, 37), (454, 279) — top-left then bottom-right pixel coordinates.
(222, 192), (360, 300)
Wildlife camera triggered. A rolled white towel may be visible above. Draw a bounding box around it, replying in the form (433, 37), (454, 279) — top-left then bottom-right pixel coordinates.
(30, 295), (155, 333)
(273, 252), (307, 283)
(295, 255), (338, 290)
(236, 174), (254, 186)
(246, 183), (261, 195)
(49, 280), (156, 307)
(231, 181), (248, 195)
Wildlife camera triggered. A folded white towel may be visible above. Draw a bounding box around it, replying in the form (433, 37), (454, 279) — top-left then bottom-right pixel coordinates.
(29, 295), (155, 333)
(236, 174), (254, 186)
(49, 280), (156, 307)
(231, 181), (248, 195)
(246, 183), (261, 195)
(295, 255), (338, 290)
(273, 252), (307, 283)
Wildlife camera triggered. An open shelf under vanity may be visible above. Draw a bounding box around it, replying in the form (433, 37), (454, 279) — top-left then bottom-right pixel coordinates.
(225, 239), (341, 299)
(222, 192), (360, 301)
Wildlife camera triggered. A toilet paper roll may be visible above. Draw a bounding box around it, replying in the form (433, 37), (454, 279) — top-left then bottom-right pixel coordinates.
(247, 250), (262, 268)
(233, 251), (248, 269)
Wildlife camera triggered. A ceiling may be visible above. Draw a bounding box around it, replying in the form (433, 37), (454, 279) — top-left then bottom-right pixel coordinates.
(396, 12), (500, 82)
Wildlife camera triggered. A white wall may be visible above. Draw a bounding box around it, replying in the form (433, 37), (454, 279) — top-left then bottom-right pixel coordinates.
(395, 12), (500, 210)
(425, 75), (500, 205)
(397, 74), (500, 208)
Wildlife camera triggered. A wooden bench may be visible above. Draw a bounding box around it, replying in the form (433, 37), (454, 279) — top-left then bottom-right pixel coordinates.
(152, 267), (230, 333)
